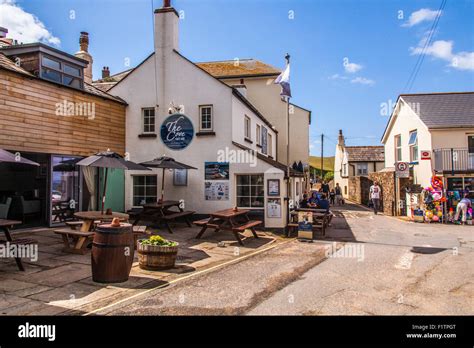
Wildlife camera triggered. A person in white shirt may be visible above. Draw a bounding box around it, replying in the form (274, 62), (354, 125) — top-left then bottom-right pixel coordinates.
(369, 181), (381, 214)
(455, 194), (472, 224)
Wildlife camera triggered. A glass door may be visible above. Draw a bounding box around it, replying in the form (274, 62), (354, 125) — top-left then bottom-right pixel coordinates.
(49, 155), (82, 226)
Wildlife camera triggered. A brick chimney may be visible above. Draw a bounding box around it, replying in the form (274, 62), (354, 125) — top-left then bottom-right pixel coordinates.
(154, 0), (179, 52)
(0, 27), (13, 47)
(102, 66), (110, 79)
(338, 129), (345, 147)
(75, 32), (93, 84)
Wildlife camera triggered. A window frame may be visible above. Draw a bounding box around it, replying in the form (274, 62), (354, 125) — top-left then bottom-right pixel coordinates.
(244, 115), (251, 140)
(395, 134), (402, 162)
(356, 162), (368, 176)
(409, 130), (418, 162)
(236, 174), (264, 209)
(142, 107), (156, 134)
(132, 175), (158, 207)
(40, 53), (83, 89)
(256, 124), (261, 145)
(199, 105), (213, 131)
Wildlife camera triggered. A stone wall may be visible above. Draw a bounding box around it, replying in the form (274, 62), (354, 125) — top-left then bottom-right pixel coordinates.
(348, 176), (372, 206)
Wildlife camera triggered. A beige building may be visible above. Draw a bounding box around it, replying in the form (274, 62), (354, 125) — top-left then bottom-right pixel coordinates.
(334, 130), (385, 198)
(381, 92), (474, 192)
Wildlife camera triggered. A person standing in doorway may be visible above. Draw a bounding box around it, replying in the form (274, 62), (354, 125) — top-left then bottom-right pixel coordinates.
(455, 194), (472, 225)
(369, 181), (381, 214)
(335, 183), (342, 205)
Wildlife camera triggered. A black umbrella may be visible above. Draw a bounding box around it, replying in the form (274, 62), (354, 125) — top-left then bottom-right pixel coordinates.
(53, 158), (82, 172)
(0, 149), (39, 166)
(140, 156), (197, 202)
(77, 151), (150, 214)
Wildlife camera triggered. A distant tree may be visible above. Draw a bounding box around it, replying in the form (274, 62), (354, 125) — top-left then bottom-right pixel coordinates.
(324, 171), (334, 182)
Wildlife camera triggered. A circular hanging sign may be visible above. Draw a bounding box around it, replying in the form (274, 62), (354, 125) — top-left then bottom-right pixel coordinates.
(160, 113), (194, 150)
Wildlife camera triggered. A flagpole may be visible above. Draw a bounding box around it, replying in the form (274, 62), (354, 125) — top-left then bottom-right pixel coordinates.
(285, 53), (291, 237)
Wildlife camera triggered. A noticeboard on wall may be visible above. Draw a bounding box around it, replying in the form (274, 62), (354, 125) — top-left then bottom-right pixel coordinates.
(204, 181), (229, 200)
(267, 198), (281, 218)
(267, 179), (280, 196)
(173, 169), (187, 186)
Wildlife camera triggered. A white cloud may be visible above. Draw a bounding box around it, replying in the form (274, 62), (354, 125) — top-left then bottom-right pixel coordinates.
(0, 0), (60, 46)
(402, 8), (442, 27)
(328, 73), (348, 80)
(351, 77), (375, 86)
(411, 39), (474, 71)
(343, 59), (362, 73)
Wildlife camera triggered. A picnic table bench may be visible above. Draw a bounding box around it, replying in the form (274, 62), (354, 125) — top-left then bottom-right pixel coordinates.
(289, 208), (332, 237)
(194, 208), (262, 246)
(131, 201), (195, 234)
(54, 228), (95, 255)
(0, 219), (37, 271)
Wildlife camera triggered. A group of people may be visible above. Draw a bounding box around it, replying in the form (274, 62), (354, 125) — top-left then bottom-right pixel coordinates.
(299, 181), (345, 210)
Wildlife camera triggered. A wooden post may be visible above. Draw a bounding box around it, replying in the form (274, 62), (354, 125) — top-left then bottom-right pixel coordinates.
(101, 167), (109, 215)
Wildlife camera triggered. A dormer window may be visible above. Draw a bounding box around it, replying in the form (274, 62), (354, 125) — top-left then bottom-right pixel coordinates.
(41, 54), (83, 89)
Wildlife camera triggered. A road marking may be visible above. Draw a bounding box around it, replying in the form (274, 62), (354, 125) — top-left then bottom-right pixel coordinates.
(82, 237), (292, 316)
(395, 251), (414, 270)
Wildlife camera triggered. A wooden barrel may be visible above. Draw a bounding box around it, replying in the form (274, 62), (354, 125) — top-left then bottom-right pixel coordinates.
(91, 223), (134, 283)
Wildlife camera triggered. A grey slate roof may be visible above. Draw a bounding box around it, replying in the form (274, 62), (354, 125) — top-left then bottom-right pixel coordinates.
(401, 92), (474, 129)
(345, 146), (385, 162)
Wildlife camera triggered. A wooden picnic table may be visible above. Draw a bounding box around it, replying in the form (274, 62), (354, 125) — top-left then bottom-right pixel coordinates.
(74, 211), (129, 232)
(131, 200), (194, 234)
(194, 208), (262, 246)
(0, 219), (36, 271)
(289, 208), (332, 237)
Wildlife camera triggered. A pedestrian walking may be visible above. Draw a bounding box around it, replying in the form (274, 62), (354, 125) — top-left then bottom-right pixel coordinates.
(321, 180), (330, 194)
(369, 181), (381, 214)
(329, 189), (336, 205)
(455, 194), (472, 225)
(335, 183), (343, 205)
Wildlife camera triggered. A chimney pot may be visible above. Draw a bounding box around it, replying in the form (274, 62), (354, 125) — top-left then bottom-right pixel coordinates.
(102, 66), (110, 79)
(163, 0), (171, 7)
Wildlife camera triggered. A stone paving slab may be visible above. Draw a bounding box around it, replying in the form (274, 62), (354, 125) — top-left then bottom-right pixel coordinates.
(1, 225), (281, 315)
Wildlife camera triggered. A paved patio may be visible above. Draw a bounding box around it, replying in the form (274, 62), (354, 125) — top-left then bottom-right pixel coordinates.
(0, 224), (281, 315)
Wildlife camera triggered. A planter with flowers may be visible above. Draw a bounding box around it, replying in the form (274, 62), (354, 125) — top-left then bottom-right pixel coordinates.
(137, 235), (179, 270)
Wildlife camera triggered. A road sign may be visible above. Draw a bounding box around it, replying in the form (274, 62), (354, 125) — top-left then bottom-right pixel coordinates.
(396, 162), (409, 178)
(421, 150), (431, 160)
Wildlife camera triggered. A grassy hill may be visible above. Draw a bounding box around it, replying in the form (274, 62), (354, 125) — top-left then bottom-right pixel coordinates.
(309, 156), (335, 171)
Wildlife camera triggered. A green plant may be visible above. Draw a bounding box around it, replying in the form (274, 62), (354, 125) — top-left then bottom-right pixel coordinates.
(139, 235), (177, 247)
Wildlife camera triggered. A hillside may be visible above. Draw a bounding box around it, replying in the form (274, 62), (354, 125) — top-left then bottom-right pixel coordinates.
(309, 156), (335, 171)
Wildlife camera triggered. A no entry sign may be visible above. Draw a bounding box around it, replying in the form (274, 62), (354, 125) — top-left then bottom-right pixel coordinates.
(396, 162), (409, 178)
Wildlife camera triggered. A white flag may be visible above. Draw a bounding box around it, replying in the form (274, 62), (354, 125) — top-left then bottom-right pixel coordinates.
(274, 64), (291, 98)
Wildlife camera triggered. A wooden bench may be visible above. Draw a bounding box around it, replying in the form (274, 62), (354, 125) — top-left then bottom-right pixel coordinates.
(160, 211), (195, 233)
(65, 221), (83, 230)
(54, 228), (94, 254)
(193, 218), (224, 229)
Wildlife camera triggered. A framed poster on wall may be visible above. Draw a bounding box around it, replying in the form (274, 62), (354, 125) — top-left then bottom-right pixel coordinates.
(267, 179), (280, 196)
(205, 162), (229, 180)
(173, 169), (187, 186)
(267, 198), (281, 218)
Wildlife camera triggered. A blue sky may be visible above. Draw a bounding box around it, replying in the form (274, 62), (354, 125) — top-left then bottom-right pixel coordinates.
(2, 0), (474, 156)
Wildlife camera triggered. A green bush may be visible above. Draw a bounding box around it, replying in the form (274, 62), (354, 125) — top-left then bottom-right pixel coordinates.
(139, 235), (177, 247)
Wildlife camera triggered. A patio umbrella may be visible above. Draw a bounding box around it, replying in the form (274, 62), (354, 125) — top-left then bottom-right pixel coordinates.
(0, 149), (40, 166)
(140, 156), (197, 202)
(76, 151), (150, 214)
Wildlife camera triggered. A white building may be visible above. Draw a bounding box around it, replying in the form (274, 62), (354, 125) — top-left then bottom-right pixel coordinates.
(98, 1), (307, 228)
